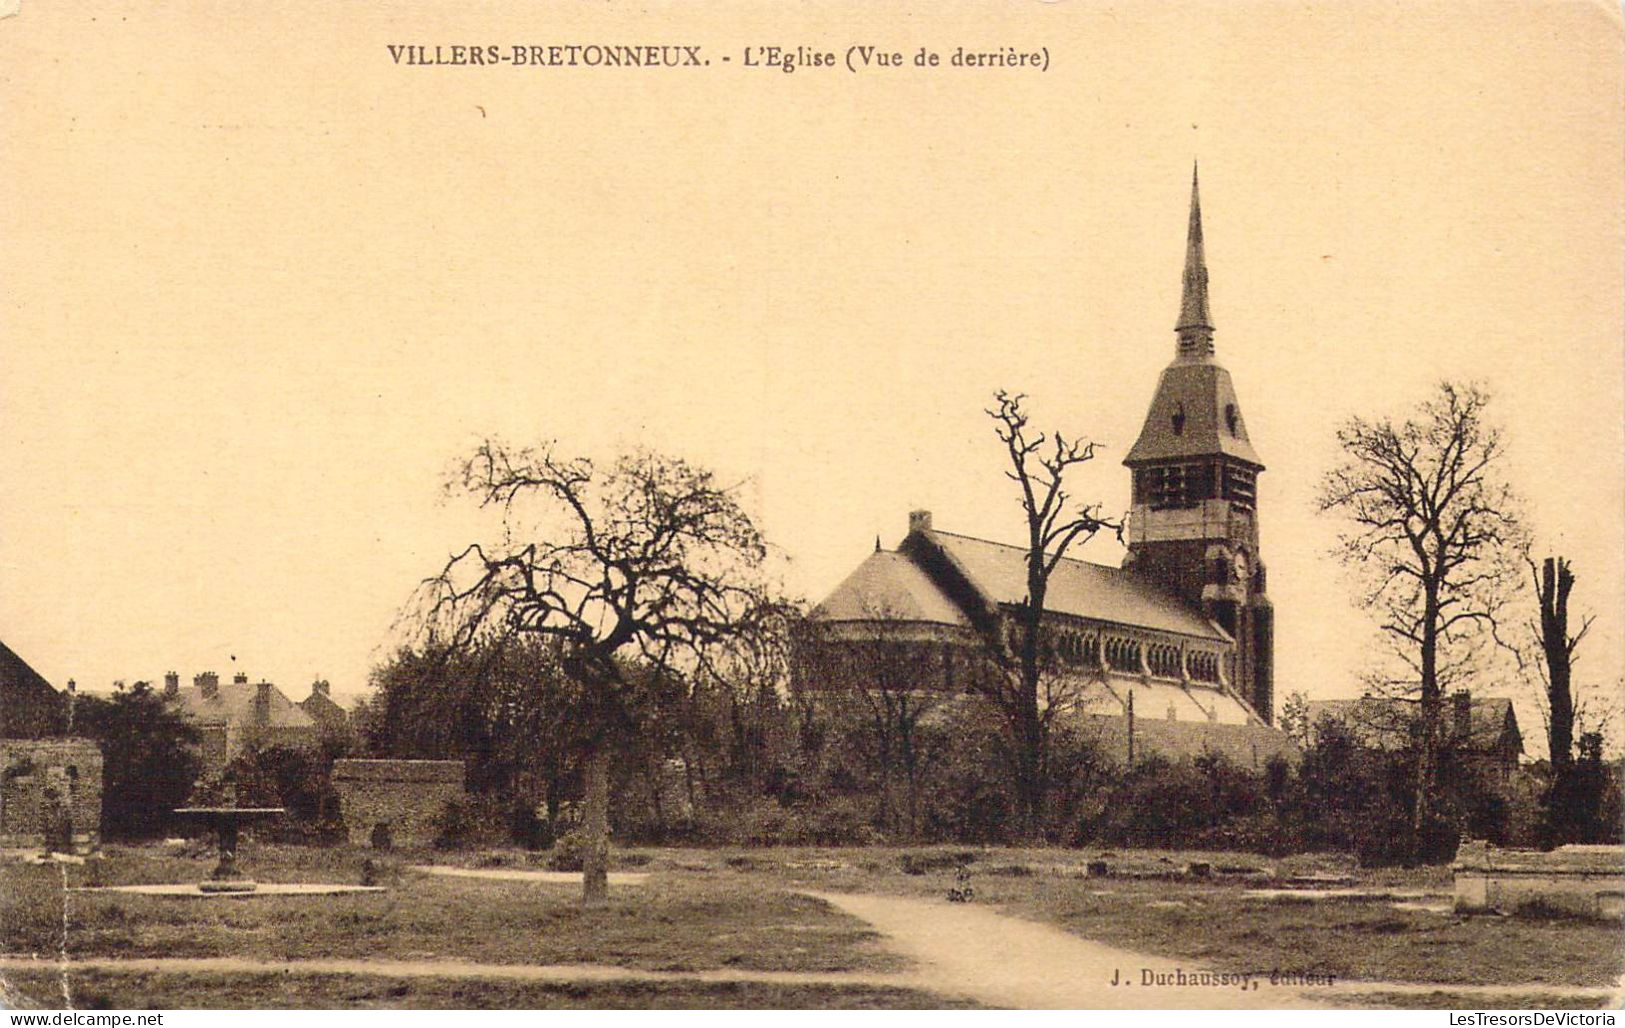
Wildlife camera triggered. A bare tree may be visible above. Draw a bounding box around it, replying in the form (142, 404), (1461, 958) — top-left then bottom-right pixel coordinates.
(1512, 555), (1618, 845)
(419, 441), (767, 904)
(1318, 381), (1524, 854)
(985, 390), (1121, 840)
(1529, 557), (1593, 772)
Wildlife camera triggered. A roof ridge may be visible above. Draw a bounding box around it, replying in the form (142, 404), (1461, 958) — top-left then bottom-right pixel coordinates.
(927, 529), (1129, 575)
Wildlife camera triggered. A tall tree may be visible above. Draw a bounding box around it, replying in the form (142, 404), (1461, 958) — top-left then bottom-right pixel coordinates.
(984, 390), (1120, 840)
(421, 441), (768, 904)
(1530, 557), (1591, 773)
(1318, 381), (1524, 857)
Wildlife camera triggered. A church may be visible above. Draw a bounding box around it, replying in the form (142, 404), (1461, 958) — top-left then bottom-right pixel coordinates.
(803, 168), (1294, 767)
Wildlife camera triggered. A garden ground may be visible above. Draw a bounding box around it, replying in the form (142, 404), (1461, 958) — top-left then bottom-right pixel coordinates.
(1, 842), (1619, 1009)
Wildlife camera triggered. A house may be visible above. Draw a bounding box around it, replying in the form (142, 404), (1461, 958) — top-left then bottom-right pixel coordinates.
(1303, 692), (1523, 779)
(801, 168), (1295, 769)
(299, 678), (349, 734)
(163, 670), (319, 775)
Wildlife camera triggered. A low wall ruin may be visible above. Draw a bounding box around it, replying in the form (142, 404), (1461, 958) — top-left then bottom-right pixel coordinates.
(1454, 839), (1624, 918)
(331, 759), (465, 849)
(0, 739), (103, 852)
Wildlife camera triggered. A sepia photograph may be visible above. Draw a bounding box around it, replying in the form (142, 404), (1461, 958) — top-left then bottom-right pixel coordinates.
(2, 0), (1622, 1014)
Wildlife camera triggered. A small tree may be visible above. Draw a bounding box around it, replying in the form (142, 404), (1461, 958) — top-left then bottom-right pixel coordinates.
(983, 390), (1120, 840)
(1278, 691), (1313, 749)
(798, 603), (951, 838)
(1318, 381), (1524, 859)
(75, 682), (201, 839)
(420, 441), (768, 904)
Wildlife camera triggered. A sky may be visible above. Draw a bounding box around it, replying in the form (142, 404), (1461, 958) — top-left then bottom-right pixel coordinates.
(3, 2), (1621, 741)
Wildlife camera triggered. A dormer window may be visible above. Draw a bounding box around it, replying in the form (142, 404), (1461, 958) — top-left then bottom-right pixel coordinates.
(1171, 403), (1186, 436)
(1225, 404), (1239, 435)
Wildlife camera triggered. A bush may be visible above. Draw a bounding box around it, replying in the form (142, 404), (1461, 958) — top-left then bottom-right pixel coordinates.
(433, 796), (512, 851)
(216, 745), (346, 845)
(1355, 813), (1459, 868)
(74, 683), (201, 839)
(546, 829), (586, 871)
(899, 849), (979, 875)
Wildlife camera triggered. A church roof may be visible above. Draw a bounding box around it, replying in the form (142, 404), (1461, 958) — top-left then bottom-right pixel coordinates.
(812, 550), (972, 627)
(927, 531), (1229, 640)
(1125, 164), (1263, 469)
(811, 520), (1228, 643)
(1124, 361), (1262, 466)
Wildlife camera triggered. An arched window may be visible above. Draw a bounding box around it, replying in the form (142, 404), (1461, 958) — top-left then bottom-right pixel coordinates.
(1147, 643), (1180, 678)
(1106, 638), (1141, 673)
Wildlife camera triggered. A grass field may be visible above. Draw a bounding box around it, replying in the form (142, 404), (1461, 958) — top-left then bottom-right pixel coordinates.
(702, 844), (1623, 989)
(2, 846), (902, 974)
(0, 970), (980, 1010)
(2, 840), (1620, 1009)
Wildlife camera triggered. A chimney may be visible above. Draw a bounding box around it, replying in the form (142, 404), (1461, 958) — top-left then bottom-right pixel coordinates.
(164, 671), (179, 697)
(254, 681), (273, 727)
(233, 672), (249, 686)
(1453, 690), (1473, 742)
(908, 509), (933, 535)
(66, 679), (76, 694)
(196, 672), (219, 700)
(311, 678), (330, 698)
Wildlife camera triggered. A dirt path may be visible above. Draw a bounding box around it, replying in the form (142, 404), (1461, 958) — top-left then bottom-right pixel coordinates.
(809, 891), (1319, 1009)
(809, 892), (1622, 1009)
(5, 894), (1616, 1009)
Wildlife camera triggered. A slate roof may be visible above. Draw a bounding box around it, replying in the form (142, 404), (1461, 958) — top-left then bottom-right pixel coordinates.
(1079, 677), (1255, 726)
(927, 531), (1228, 641)
(1124, 362), (1262, 467)
(173, 680), (316, 730)
(1, 640), (64, 738)
(299, 688), (349, 728)
(812, 551), (971, 626)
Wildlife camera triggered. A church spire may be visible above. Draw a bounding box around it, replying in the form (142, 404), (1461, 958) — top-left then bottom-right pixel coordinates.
(1175, 162), (1215, 361)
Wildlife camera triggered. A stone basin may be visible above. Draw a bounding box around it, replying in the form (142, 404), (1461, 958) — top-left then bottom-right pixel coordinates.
(173, 806), (285, 892)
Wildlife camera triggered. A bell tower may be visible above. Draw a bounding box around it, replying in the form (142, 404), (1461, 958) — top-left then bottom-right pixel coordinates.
(1122, 165), (1275, 723)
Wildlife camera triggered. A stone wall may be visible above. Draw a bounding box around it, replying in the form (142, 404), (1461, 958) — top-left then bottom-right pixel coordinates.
(0, 739), (103, 852)
(1454, 840), (1624, 918)
(331, 759), (465, 848)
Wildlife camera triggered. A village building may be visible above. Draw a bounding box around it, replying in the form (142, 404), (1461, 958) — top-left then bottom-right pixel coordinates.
(298, 678), (351, 737)
(163, 670), (322, 775)
(1304, 692), (1523, 780)
(802, 169), (1293, 768)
